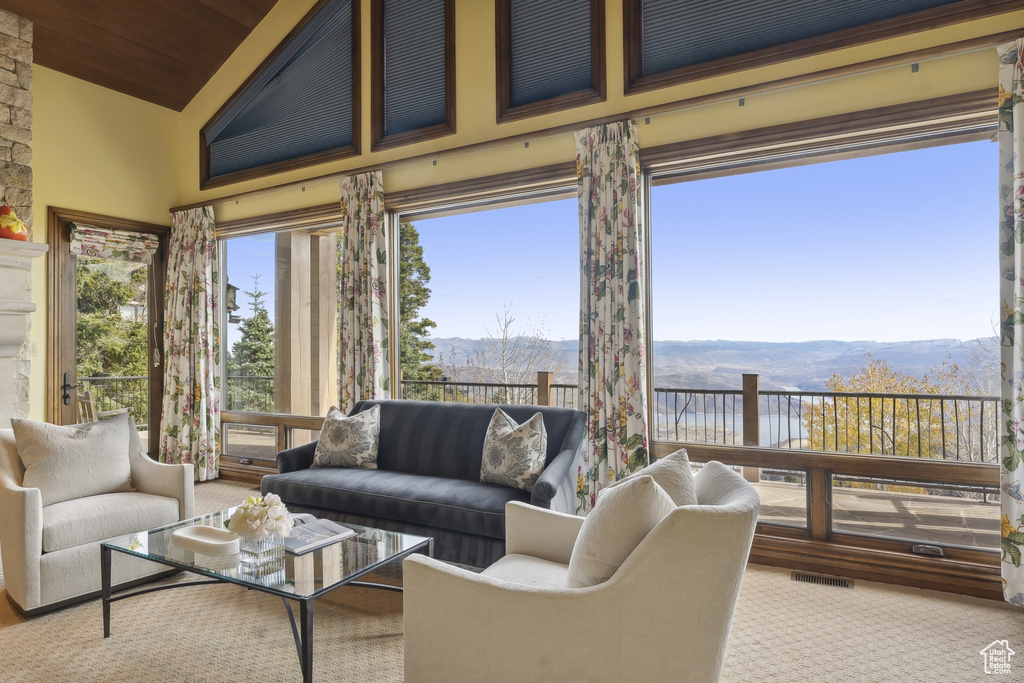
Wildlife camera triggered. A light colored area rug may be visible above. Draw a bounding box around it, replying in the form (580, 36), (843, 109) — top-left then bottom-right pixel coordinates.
(1, 479), (1022, 682)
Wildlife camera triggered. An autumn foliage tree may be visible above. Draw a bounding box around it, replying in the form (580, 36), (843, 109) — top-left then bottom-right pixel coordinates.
(802, 355), (996, 463)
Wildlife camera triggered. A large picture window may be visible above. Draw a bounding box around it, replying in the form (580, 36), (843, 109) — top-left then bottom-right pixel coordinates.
(395, 196), (579, 407)
(649, 139), (999, 546)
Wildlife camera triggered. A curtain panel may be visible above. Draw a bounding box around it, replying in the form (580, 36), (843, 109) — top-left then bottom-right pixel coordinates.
(70, 223), (160, 264)
(338, 171), (391, 412)
(160, 206), (221, 481)
(998, 39), (1024, 607)
(575, 120), (651, 514)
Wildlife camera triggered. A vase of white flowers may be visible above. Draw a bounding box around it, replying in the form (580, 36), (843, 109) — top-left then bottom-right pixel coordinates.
(227, 493), (294, 568)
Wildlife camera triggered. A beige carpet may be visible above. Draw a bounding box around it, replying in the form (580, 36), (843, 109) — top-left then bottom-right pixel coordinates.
(1, 479), (1021, 682)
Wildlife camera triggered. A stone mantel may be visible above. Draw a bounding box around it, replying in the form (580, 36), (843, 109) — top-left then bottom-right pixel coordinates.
(0, 238), (46, 428)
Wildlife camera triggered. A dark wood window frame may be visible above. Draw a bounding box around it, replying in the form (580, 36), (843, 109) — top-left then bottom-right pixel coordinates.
(371, 0), (456, 152)
(495, 0), (606, 124)
(47, 207), (169, 456)
(199, 0), (362, 191)
(623, 0), (1020, 96)
(643, 89), (1001, 599)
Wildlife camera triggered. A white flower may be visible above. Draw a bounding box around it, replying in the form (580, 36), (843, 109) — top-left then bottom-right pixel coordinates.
(226, 493), (293, 540)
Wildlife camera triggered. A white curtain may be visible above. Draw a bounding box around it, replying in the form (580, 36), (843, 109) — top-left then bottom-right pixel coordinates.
(338, 171), (391, 412)
(997, 39), (1024, 607)
(159, 206), (221, 481)
(574, 120), (651, 514)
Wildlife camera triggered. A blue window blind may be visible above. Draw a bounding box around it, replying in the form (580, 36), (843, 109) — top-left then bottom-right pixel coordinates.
(206, 0), (354, 178)
(383, 0), (447, 136)
(510, 0), (592, 108)
(641, 0), (963, 76)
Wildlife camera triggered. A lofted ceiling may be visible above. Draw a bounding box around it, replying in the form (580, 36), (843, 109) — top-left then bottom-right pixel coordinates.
(0, 0), (279, 111)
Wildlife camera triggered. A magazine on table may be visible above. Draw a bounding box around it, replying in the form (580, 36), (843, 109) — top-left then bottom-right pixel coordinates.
(285, 514), (356, 554)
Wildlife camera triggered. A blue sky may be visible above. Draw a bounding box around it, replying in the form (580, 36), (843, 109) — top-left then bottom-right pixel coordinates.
(225, 139), (998, 346)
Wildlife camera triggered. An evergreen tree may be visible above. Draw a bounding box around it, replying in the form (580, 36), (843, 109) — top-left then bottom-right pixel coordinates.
(76, 261), (148, 379)
(230, 275), (275, 377)
(399, 222), (443, 381)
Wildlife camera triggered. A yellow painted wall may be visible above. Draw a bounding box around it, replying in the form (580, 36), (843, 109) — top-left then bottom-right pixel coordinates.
(175, 0), (1024, 222)
(21, 1), (1024, 420)
(28, 66), (180, 419)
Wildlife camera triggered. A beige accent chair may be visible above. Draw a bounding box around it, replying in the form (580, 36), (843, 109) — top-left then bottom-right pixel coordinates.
(404, 461), (759, 683)
(0, 426), (194, 616)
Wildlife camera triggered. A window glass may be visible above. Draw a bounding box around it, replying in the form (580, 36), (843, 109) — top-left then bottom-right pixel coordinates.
(649, 141), (998, 454)
(398, 198), (579, 406)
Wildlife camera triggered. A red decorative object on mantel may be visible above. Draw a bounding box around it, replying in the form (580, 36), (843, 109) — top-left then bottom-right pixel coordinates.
(0, 206), (29, 241)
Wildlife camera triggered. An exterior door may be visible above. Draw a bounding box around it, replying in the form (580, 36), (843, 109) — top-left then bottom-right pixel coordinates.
(47, 208), (168, 455)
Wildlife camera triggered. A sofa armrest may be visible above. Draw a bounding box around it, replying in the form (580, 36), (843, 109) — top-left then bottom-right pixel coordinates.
(504, 500), (583, 565)
(276, 440), (317, 473)
(129, 450), (195, 520)
(531, 445), (581, 512)
(0, 471), (43, 612)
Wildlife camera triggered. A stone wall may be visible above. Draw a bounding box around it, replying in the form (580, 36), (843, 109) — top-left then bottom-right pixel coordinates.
(0, 10), (36, 428)
(0, 9), (30, 232)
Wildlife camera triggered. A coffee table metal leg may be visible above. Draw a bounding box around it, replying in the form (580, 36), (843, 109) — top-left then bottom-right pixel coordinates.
(300, 599), (313, 682)
(101, 544), (112, 638)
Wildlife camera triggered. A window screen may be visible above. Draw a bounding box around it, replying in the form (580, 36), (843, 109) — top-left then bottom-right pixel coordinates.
(510, 0), (592, 108)
(206, 0), (355, 178)
(383, 0), (448, 136)
(641, 0), (963, 77)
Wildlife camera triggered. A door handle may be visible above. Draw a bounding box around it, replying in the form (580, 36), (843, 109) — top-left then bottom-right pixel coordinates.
(62, 372), (77, 406)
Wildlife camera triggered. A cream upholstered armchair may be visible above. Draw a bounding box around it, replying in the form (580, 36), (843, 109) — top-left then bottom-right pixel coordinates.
(403, 460), (759, 683)
(0, 416), (194, 615)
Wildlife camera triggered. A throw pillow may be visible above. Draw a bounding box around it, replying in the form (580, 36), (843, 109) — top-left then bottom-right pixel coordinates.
(603, 447), (697, 507)
(13, 412), (134, 507)
(311, 404), (381, 469)
(566, 475), (675, 588)
(479, 408), (547, 492)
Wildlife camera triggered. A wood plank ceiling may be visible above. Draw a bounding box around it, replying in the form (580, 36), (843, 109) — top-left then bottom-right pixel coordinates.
(0, 0), (279, 111)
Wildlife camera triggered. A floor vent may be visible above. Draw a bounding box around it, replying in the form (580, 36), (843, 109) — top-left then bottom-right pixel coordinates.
(791, 571), (854, 589)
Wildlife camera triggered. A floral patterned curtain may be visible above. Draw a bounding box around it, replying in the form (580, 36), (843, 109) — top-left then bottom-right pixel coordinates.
(159, 206), (221, 481)
(70, 223), (160, 263)
(338, 171), (390, 412)
(998, 39), (1024, 607)
(574, 120), (650, 514)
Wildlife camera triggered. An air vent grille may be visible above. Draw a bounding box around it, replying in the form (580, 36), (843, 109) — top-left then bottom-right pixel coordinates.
(791, 571), (854, 589)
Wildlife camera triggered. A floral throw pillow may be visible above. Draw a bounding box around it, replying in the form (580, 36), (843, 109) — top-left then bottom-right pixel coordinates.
(311, 405), (381, 469)
(480, 408), (547, 492)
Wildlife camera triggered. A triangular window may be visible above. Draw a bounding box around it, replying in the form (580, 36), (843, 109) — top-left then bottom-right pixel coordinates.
(201, 0), (359, 188)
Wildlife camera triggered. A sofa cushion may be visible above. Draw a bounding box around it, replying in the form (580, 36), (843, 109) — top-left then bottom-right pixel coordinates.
(567, 475), (675, 588)
(483, 553), (569, 589)
(42, 491), (180, 553)
(265, 467), (530, 539)
(13, 413), (134, 507)
(480, 409), (547, 492)
(604, 447), (697, 507)
(312, 405), (381, 469)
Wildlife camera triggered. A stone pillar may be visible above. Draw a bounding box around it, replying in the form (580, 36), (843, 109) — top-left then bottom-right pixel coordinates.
(0, 11), (32, 233)
(0, 239), (46, 428)
(0, 10), (37, 428)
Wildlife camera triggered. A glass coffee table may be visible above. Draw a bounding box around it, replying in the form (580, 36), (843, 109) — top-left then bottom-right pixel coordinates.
(100, 508), (432, 682)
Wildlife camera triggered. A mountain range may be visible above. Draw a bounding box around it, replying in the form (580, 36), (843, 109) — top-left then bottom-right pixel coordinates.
(425, 337), (1000, 392)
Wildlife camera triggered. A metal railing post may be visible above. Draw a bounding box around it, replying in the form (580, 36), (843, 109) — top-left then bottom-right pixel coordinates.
(742, 373), (760, 482)
(537, 371), (553, 406)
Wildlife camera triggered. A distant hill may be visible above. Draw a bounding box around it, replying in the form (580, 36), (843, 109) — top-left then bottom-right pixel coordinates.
(424, 337), (999, 392)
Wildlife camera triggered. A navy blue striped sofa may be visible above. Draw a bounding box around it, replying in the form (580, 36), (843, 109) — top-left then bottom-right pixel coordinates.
(260, 399), (586, 567)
